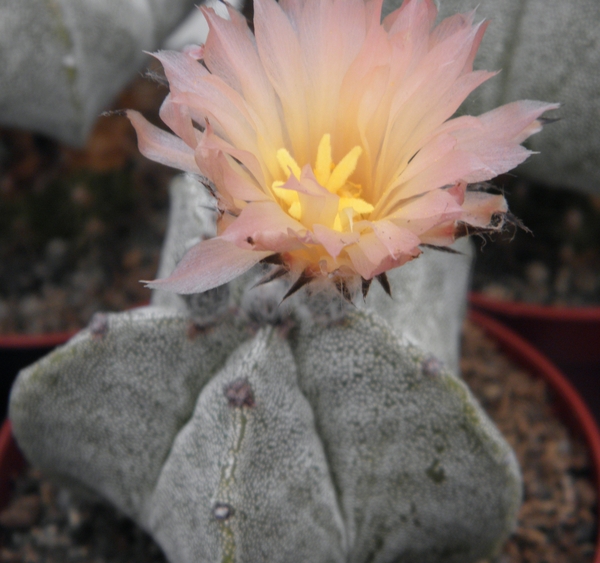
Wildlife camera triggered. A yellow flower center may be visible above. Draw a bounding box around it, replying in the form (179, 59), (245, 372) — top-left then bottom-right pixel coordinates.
(271, 134), (374, 231)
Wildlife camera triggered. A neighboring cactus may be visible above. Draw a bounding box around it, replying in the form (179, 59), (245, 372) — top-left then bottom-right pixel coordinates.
(9, 175), (522, 563)
(0, 0), (200, 145)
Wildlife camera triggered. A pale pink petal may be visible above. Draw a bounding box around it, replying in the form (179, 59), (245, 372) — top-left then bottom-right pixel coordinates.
(221, 201), (306, 252)
(312, 224), (360, 259)
(418, 222), (457, 246)
(460, 191), (508, 228)
(387, 189), (464, 234)
(336, 1), (390, 158)
(452, 101), (560, 181)
(294, 0), (367, 146)
(370, 220), (421, 259)
(198, 122), (266, 187)
(375, 134), (481, 212)
(146, 237), (273, 294)
(384, 0), (437, 39)
(463, 20), (489, 74)
(154, 51), (261, 157)
(373, 20), (485, 192)
(195, 148), (268, 203)
(254, 0), (310, 163)
(202, 6), (284, 150)
(127, 110), (200, 174)
(345, 231), (420, 279)
(159, 94), (198, 148)
(380, 69), (495, 190)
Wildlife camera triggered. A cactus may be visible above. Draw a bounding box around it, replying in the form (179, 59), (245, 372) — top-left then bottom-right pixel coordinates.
(0, 0), (199, 145)
(9, 175), (522, 563)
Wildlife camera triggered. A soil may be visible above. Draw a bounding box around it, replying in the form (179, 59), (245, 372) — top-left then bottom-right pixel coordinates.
(0, 69), (176, 335)
(0, 320), (596, 562)
(471, 176), (600, 307)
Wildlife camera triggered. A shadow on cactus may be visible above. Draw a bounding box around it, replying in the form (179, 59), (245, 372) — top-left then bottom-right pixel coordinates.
(9, 0), (558, 561)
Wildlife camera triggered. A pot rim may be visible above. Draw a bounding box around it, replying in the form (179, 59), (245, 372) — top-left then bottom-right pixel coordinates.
(469, 291), (600, 321)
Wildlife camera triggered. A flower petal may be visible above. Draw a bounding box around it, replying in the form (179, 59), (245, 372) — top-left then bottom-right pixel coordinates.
(345, 231), (420, 279)
(388, 189), (464, 234)
(127, 110), (200, 174)
(202, 6), (284, 152)
(254, 0), (310, 163)
(221, 201), (307, 252)
(195, 148), (268, 204)
(312, 224), (360, 259)
(453, 100), (560, 182)
(460, 191), (508, 228)
(146, 237), (273, 294)
(159, 94), (198, 149)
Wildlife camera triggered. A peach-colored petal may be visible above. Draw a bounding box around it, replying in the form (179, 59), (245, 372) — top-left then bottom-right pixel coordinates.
(159, 94), (198, 149)
(371, 220), (422, 259)
(375, 135), (481, 212)
(453, 101), (560, 182)
(346, 231), (420, 279)
(195, 148), (268, 204)
(127, 110), (200, 174)
(294, 0), (367, 147)
(312, 224), (360, 259)
(202, 6), (284, 152)
(198, 121), (266, 187)
(220, 201), (306, 252)
(460, 191), (508, 228)
(146, 237), (273, 294)
(154, 51), (262, 158)
(374, 21), (486, 190)
(388, 189), (464, 234)
(380, 69), (496, 191)
(254, 0), (310, 163)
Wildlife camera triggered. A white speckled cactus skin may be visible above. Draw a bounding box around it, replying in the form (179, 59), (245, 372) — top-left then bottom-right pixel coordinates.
(10, 175), (522, 563)
(0, 0), (200, 146)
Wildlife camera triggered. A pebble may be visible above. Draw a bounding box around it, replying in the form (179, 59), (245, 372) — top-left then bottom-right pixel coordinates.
(0, 495), (41, 529)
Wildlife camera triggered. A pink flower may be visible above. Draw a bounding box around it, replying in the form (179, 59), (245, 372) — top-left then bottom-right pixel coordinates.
(129, 0), (557, 297)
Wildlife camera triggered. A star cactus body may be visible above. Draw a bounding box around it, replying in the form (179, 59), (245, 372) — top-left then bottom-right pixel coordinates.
(128, 0), (557, 295)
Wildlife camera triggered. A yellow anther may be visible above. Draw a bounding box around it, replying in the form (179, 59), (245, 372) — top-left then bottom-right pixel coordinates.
(276, 148), (302, 179)
(339, 197), (374, 215)
(314, 134), (332, 186)
(333, 215), (343, 232)
(288, 201), (302, 220)
(272, 182), (299, 206)
(273, 138), (368, 229)
(332, 197), (373, 232)
(326, 146), (363, 194)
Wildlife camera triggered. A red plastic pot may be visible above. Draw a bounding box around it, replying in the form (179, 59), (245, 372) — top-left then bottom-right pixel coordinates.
(1, 313), (599, 560)
(469, 292), (600, 423)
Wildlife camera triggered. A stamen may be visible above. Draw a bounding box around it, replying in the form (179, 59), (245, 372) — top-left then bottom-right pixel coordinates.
(339, 197), (374, 215)
(288, 201), (302, 220)
(272, 182), (300, 209)
(332, 197), (374, 232)
(315, 134), (332, 185)
(326, 146), (363, 194)
(276, 148), (302, 179)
